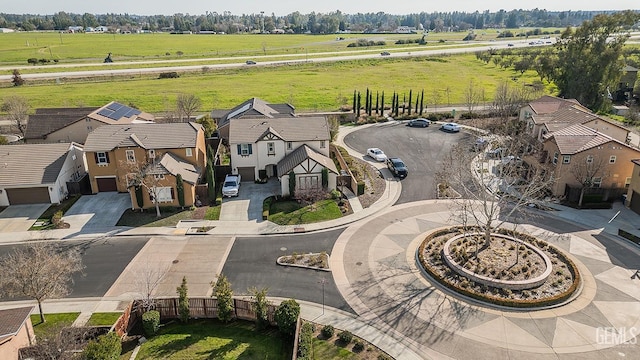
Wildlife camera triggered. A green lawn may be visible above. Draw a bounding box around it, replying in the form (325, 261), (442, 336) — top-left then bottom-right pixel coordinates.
(85, 312), (122, 326)
(268, 199), (343, 225)
(312, 337), (358, 359)
(116, 208), (194, 227)
(29, 194), (82, 230)
(30, 312), (80, 339)
(135, 319), (292, 360)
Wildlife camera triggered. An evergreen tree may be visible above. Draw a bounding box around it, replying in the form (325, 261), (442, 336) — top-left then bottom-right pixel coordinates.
(176, 276), (189, 323)
(212, 274), (233, 322)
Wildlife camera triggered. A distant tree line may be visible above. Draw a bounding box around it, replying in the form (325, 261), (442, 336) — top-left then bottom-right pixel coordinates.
(0, 9), (635, 34)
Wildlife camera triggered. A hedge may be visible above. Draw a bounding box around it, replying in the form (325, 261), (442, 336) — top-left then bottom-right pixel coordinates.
(142, 310), (160, 337)
(297, 322), (314, 360)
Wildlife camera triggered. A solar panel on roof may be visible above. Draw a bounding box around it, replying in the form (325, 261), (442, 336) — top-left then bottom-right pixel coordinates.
(95, 103), (142, 121)
(111, 107), (130, 120)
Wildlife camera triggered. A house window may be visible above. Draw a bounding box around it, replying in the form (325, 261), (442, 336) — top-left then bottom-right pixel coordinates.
(237, 144), (253, 156)
(148, 149), (155, 159)
(154, 174), (165, 180)
(151, 187), (173, 202)
(320, 140), (326, 149)
(287, 142), (293, 150)
(96, 152), (109, 165)
(267, 142), (275, 155)
(552, 152), (558, 164)
(87, 126), (93, 131)
(298, 175), (319, 190)
(126, 150), (135, 163)
(609, 155), (616, 164)
(592, 177), (602, 188)
(562, 155), (571, 164)
(586, 155), (594, 163)
(625, 177), (632, 189)
(186, 148), (193, 157)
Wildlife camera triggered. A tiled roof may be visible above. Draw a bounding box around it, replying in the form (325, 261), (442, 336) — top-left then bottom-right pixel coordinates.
(528, 95), (582, 115)
(229, 117), (329, 144)
(87, 101), (155, 124)
(217, 98), (295, 128)
(538, 105), (628, 134)
(544, 124), (630, 155)
(84, 122), (202, 152)
(147, 152), (200, 184)
(277, 145), (338, 176)
(0, 143), (78, 187)
(0, 306), (33, 341)
(25, 107), (99, 140)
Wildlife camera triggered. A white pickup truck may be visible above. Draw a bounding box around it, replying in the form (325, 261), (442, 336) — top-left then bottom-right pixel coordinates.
(222, 174), (241, 197)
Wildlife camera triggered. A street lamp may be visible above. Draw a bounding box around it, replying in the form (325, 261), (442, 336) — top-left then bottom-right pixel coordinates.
(318, 277), (326, 315)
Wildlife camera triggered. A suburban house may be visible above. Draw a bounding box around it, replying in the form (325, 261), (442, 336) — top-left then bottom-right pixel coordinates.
(214, 97), (296, 140)
(24, 102), (154, 144)
(83, 122), (206, 209)
(540, 123), (640, 199)
(0, 143), (87, 206)
(227, 117), (337, 196)
(519, 95), (584, 123)
(626, 159), (640, 215)
(0, 307), (36, 360)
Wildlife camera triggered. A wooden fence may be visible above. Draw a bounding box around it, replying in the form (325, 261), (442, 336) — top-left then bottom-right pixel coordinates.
(330, 144), (359, 194)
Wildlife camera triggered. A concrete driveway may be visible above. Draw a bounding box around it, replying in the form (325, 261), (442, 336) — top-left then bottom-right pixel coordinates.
(63, 193), (131, 230)
(0, 204), (50, 232)
(220, 179), (280, 221)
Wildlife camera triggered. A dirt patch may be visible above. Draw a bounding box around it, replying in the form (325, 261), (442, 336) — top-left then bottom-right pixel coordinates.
(351, 157), (386, 208)
(191, 206), (208, 219)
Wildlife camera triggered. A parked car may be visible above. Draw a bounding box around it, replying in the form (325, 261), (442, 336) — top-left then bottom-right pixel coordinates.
(441, 122), (461, 132)
(367, 147), (388, 162)
(407, 118), (430, 127)
(386, 157), (408, 178)
(381, 51), (391, 56)
(222, 174), (241, 197)
(246, 60), (256, 65)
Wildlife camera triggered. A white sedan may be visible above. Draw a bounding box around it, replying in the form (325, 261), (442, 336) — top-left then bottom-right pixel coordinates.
(367, 148), (388, 162)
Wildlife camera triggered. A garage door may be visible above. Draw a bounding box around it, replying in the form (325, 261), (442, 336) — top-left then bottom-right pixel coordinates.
(631, 191), (640, 215)
(6, 187), (50, 204)
(237, 167), (255, 182)
(96, 177), (118, 192)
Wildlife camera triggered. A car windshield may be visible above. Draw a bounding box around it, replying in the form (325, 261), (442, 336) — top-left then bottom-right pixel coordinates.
(224, 181), (235, 187)
(373, 149), (382, 154)
(393, 160), (405, 167)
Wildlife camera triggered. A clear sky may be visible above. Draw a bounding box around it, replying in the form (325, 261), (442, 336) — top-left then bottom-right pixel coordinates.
(4, 1), (639, 16)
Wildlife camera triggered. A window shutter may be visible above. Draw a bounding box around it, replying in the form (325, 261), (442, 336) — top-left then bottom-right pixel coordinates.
(94, 153), (98, 163)
(105, 152), (110, 163)
(237, 144), (241, 155)
(248, 144), (253, 155)
(170, 187), (175, 200)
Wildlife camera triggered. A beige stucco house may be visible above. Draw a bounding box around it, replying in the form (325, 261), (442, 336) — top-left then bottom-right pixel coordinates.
(0, 306), (36, 360)
(228, 117), (337, 196)
(626, 159), (640, 215)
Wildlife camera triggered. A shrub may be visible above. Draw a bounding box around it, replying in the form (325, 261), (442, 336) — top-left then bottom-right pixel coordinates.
(321, 324), (335, 338)
(158, 72), (179, 79)
(275, 299), (300, 336)
(338, 330), (353, 344)
(27, 58), (38, 65)
(142, 310), (160, 337)
(353, 339), (365, 352)
(83, 332), (122, 360)
(297, 322), (314, 360)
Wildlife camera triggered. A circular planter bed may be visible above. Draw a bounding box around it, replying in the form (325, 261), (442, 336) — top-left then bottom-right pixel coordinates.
(417, 226), (581, 308)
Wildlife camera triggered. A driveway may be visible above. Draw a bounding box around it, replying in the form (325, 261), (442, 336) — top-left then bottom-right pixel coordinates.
(220, 179), (280, 221)
(0, 204), (50, 232)
(63, 192), (131, 230)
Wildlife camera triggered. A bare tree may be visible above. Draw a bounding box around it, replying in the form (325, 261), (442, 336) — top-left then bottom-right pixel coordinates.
(295, 187), (328, 208)
(121, 159), (168, 217)
(492, 80), (538, 121)
(134, 261), (169, 312)
(569, 155), (610, 207)
(439, 127), (554, 248)
(463, 80), (481, 114)
(1, 95), (29, 140)
(176, 93), (201, 122)
(431, 89), (441, 111)
(0, 243), (84, 323)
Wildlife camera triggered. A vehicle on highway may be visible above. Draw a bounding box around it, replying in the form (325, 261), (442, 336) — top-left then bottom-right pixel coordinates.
(407, 118), (430, 127)
(386, 157), (408, 178)
(367, 147), (388, 162)
(441, 122), (461, 132)
(507, 43), (514, 47)
(222, 174), (241, 197)
(381, 51), (391, 56)
(246, 60), (256, 65)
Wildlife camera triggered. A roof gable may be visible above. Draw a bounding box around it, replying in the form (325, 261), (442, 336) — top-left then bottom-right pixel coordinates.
(229, 117), (329, 144)
(217, 98), (295, 128)
(544, 123), (635, 155)
(277, 145), (338, 176)
(0, 306), (33, 340)
(146, 152), (200, 185)
(528, 95), (583, 115)
(84, 123), (202, 152)
(25, 107), (99, 140)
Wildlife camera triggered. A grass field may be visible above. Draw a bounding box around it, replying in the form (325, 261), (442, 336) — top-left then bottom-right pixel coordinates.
(0, 54), (552, 113)
(135, 319), (292, 359)
(85, 312), (122, 326)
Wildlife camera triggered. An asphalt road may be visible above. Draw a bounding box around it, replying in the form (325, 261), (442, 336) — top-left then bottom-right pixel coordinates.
(221, 228), (353, 313)
(344, 121), (473, 204)
(0, 237), (148, 300)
